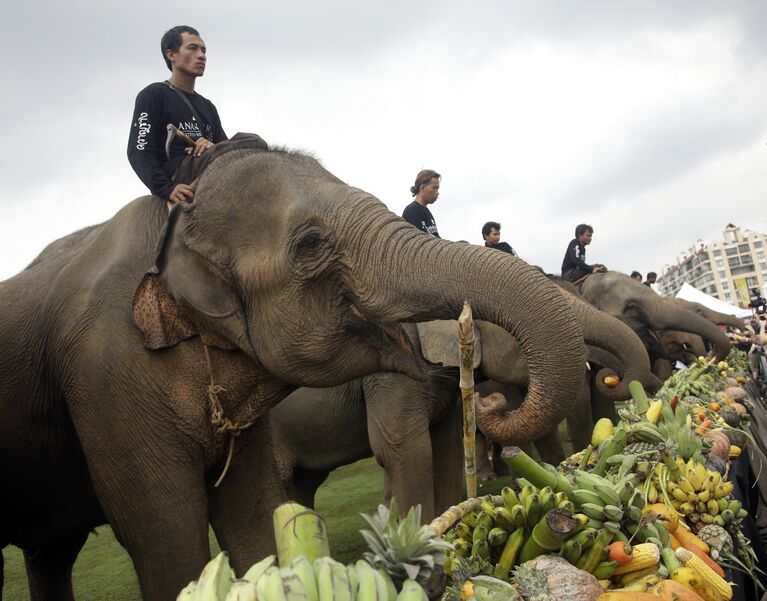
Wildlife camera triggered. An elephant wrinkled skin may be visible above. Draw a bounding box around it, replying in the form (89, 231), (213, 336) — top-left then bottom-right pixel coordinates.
(0, 142), (586, 600)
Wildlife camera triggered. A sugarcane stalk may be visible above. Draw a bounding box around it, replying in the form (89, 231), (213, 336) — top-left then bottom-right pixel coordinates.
(500, 447), (574, 495)
(458, 301), (477, 500)
(518, 509), (576, 563)
(430, 495), (502, 535)
(273, 502), (330, 567)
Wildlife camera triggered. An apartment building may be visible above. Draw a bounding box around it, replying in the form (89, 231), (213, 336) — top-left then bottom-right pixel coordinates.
(657, 224), (767, 307)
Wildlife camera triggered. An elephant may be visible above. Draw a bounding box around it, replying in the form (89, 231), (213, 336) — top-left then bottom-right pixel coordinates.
(271, 288), (656, 522)
(0, 138), (587, 600)
(578, 272), (732, 366)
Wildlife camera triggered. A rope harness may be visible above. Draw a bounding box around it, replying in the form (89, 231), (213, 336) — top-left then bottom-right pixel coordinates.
(203, 344), (256, 487)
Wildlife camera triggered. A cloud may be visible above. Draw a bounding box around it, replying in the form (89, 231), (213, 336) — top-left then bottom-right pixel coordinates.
(0, 1), (764, 283)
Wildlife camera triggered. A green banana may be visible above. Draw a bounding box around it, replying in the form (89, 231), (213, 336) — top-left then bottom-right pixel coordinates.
(292, 556), (319, 601)
(593, 483), (621, 507)
(493, 508), (515, 532)
(281, 567), (311, 601)
(501, 486), (520, 510)
(258, 567), (288, 601)
(196, 552), (233, 601)
(579, 503), (606, 521)
(355, 560), (381, 601)
(377, 569), (397, 601)
(396, 580), (427, 601)
(471, 576), (519, 601)
(538, 487), (555, 513)
(509, 505), (526, 528)
(524, 494), (541, 527)
(591, 561), (618, 580)
(572, 489), (604, 507)
(472, 540), (491, 561)
(177, 581), (197, 599)
(346, 565), (359, 598)
(560, 539), (582, 564)
(602, 505), (624, 522)
(225, 581), (258, 601)
(487, 527), (508, 547)
(570, 528), (598, 549)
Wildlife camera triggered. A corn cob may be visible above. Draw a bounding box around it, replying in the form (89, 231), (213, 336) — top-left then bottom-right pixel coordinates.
(675, 547), (732, 601)
(612, 543), (660, 575)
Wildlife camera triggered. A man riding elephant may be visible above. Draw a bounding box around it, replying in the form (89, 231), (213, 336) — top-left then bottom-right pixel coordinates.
(128, 25), (227, 208)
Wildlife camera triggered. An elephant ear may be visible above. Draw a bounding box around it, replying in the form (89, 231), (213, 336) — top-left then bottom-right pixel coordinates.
(132, 205), (249, 352)
(416, 320), (482, 368)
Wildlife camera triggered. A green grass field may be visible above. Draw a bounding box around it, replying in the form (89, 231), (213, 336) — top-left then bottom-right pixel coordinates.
(2, 457), (518, 600)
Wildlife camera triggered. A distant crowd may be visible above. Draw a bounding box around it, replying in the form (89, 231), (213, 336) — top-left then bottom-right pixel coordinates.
(401, 169), (657, 286)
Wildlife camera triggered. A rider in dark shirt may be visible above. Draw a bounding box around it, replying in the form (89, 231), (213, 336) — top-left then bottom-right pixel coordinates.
(127, 26), (227, 206)
(561, 223), (606, 282)
(481, 221), (517, 256)
(402, 169), (441, 237)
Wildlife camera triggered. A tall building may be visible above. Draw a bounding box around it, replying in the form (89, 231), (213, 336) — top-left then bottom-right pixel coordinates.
(657, 224), (767, 307)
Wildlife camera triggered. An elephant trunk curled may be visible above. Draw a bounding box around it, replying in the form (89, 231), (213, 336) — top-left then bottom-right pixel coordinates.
(339, 197), (587, 446)
(561, 290), (658, 399)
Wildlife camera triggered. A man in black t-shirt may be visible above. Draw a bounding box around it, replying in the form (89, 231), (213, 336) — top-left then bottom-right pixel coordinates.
(561, 223), (606, 282)
(481, 221), (517, 256)
(402, 169), (441, 237)
(128, 25), (228, 206)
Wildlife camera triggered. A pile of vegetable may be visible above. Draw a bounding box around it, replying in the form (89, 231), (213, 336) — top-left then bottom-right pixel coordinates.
(436, 350), (762, 601)
(177, 500), (450, 601)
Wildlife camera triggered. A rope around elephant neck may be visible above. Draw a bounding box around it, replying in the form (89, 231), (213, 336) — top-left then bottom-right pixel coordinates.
(203, 343), (256, 487)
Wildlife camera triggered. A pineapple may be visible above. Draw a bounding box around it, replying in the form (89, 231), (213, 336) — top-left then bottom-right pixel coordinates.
(511, 566), (555, 601)
(360, 499), (452, 599)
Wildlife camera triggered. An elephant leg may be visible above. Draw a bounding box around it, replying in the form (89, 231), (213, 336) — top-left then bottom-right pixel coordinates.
(22, 529), (88, 601)
(475, 431), (497, 482)
(288, 467), (331, 509)
(81, 434), (211, 601)
(363, 374), (436, 520)
(430, 398), (464, 513)
(208, 419), (288, 577)
(533, 428), (566, 465)
(566, 374), (594, 452)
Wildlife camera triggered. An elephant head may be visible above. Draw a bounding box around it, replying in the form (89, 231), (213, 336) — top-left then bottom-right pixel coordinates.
(670, 298), (745, 331)
(132, 143), (587, 442)
(580, 272), (731, 361)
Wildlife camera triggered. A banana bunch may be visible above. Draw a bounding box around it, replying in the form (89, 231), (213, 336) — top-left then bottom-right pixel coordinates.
(176, 553), (424, 601)
(658, 358), (716, 401)
(571, 469), (642, 529)
(665, 459), (744, 532)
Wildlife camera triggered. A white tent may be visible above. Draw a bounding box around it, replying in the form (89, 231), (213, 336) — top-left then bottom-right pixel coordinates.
(675, 282), (752, 319)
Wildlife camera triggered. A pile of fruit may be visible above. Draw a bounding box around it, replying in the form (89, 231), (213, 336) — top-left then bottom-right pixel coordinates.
(435, 350), (761, 601)
(178, 500), (450, 601)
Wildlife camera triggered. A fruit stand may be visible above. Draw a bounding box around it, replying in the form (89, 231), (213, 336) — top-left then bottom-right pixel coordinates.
(433, 351), (767, 601)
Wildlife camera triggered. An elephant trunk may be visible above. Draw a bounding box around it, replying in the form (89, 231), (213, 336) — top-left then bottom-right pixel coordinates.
(561, 290), (656, 400)
(649, 299), (731, 361)
(342, 199), (586, 445)
(673, 299), (745, 330)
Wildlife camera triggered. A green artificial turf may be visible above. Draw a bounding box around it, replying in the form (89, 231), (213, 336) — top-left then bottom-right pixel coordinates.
(3, 423), (568, 599)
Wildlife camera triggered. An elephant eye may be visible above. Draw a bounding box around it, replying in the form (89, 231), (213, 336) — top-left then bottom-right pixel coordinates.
(298, 233), (325, 252)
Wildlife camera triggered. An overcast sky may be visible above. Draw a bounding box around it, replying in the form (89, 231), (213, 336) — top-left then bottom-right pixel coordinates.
(1, 1), (765, 282)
